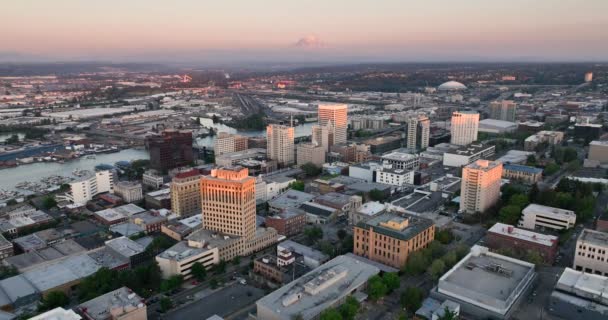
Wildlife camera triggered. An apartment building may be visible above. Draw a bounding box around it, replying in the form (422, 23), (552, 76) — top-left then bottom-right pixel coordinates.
(266, 124), (295, 167)
(450, 111), (479, 145)
(573, 229), (608, 276)
(170, 169), (202, 217)
(460, 160), (502, 214)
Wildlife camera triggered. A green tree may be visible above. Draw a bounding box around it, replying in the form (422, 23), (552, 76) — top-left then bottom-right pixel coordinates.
(367, 275), (388, 300)
(544, 163), (560, 176)
(304, 226), (323, 243)
(436, 307), (459, 320)
(160, 274), (183, 292)
(288, 180), (305, 191)
(42, 196), (57, 210)
(429, 259), (446, 280)
(403, 251), (430, 276)
(498, 205), (521, 225)
(38, 291), (69, 311)
(382, 272), (401, 293)
(442, 251), (458, 268)
(190, 262), (207, 281)
(301, 162), (322, 177)
(160, 297), (173, 312)
(435, 229), (454, 244)
(339, 296), (360, 320)
(232, 256), (241, 266)
(320, 308), (342, 320)
(210, 278), (218, 289)
(563, 147), (578, 163)
(318, 240), (335, 257)
(509, 194), (529, 208)
(337, 229), (347, 240)
(213, 260), (227, 274)
(401, 287), (423, 312)
(368, 189), (386, 202)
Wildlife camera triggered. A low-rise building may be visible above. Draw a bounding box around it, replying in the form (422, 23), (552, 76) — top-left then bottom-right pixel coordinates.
(94, 204), (147, 226)
(430, 246), (536, 320)
(380, 150), (420, 170)
(268, 190), (315, 213)
(548, 268), (608, 320)
(144, 188), (171, 210)
(76, 286), (146, 320)
(0, 234), (12, 259)
(256, 255), (380, 320)
(131, 211), (167, 234)
(142, 170), (164, 190)
(113, 181), (143, 203)
(519, 204), (576, 231)
(573, 229), (608, 276)
(586, 140), (608, 166)
(486, 223), (558, 263)
(30, 308), (82, 320)
(105, 237), (146, 268)
(502, 164), (543, 184)
(353, 213), (435, 269)
(443, 143), (496, 167)
(524, 131), (564, 151)
(478, 119), (517, 134)
(156, 240), (219, 279)
(264, 208), (307, 237)
(350, 201), (386, 225)
(277, 240), (329, 269)
(375, 165), (415, 187)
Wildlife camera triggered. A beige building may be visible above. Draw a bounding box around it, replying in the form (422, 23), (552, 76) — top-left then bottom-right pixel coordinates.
(266, 124), (294, 167)
(460, 160), (502, 214)
(170, 169), (201, 217)
(156, 240), (220, 279)
(76, 287), (146, 320)
(489, 100), (517, 122)
(574, 229), (608, 276)
(318, 103), (348, 145)
(312, 124), (334, 152)
(407, 114), (430, 150)
(502, 164), (543, 184)
(450, 111), (479, 146)
(587, 140), (608, 165)
(296, 143), (326, 167)
(524, 131), (564, 151)
(353, 213), (435, 269)
(519, 204), (576, 231)
(113, 181), (143, 203)
(214, 132), (249, 156)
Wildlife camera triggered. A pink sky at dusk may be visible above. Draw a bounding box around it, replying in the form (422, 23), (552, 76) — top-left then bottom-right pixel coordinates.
(2, 0), (607, 62)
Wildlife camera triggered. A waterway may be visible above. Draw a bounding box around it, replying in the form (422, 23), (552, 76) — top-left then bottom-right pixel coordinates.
(0, 149), (149, 192)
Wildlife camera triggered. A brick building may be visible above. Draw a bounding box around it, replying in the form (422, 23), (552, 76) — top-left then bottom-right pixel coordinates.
(486, 222), (558, 263)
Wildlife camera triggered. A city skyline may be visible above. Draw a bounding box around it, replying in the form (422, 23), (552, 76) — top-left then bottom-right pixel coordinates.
(2, 0), (608, 64)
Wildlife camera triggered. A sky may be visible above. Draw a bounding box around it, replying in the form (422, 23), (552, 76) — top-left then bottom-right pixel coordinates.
(2, 0), (608, 64)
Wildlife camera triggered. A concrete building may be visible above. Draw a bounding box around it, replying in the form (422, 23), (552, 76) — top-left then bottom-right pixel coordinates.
(94, 204), (146, 226)
(76, 287), (146, 320)
(442, 143), (495, 167)
(350, 201), (386, 225)
(353, 213), (435, 269)
(478, 119), (518, 134)
(67, 170), (115, 204)
(113, 181), (143, 203)
(431, 246), (536, 320)
(348, 161), (382, 183)
(362, 134), (403, 154)
(486, 223), (558, 264)
(375, 165), (415, 187)
(131, 211), (167, 234)
(318, 103), (348, 145)
(502, 164), (543, 184)
(266, 124), (295, 167)
(548, 268), (608, 320)
(519, 204), (576, 231)
(170, 169), (201, 217)
(156, 240), (219, 279)
(296, 143), (325, 167)
(268, 189), (315, 213)
(142, 170), (164, 190)
(329, 143), (371, 163)
(488, 100), (517, 122)
(524, 131), (564, 151)
(460, 160), (502, 214)
(0, 234), (13, 259)
(450, 111), (479, 146)
(349, 116), (385, 131)
(573, 229), (608, 276)
(574, 122), (602, 141)
(144, 188), (171, 210)
(215, 148), (267, 167)
(147, 130), (193, 172)
(380, 150), (420, 170)
(30, 308), (82, 320)
(312, 124), (333, 152)
(407, 114), (430, 150)
(277, 240), (329, 269)
(256, 255), (380, 320)
(105, 237), (146, 268)
(213, 132), (248, 157)
(587, 140), (608, 166)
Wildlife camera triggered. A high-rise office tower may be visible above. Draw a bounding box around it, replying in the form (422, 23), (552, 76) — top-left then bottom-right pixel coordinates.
(460, 160), (502, 214)
(585, 72), (593, 83)
(200, 167), (256, 240)
(318, 103), (348, 145)
(450, 111), (479, 145)
(407, 114), (430, 150)
(312, 124), (334, 152)
(147, 130), (193, 172)
(170, 169), (202, 217)
(266, 124), (294, 167)
(488, 100), (517, 122)
(214, 132), (249, 156)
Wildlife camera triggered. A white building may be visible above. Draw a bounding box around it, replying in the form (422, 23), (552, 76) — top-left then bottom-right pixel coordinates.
(443, 144), (495, 167)
(460, 160), (502, 214)
(573, 229), (608, 276)
(450, 111), (479, 146)
(478, 119), (518, 134)
(318, 103), (348, 145)
(30, 307), (82, 320)
(375, 164), (415, 187)
(142, 170), (164, 189)
(113, 181), (143, 203)
(519, 204), (576, 231)
(380, 150), (420, 170)
(66, 170), (115, 204)
(156, 240), (220, 279)
(349, 161), (382, 182)
(267, 124), (295, 167)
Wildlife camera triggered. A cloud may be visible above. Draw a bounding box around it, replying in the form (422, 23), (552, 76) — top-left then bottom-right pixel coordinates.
(294, 35), (326, 48)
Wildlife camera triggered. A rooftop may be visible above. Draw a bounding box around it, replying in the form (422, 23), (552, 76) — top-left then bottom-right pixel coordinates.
(269, 190), (315, 210)
(105, 236), (146, 258)
(578, 228), (608, 247)
(488, 223), (557, 247)
(77, 287), (145, 320)
(22, 254), (101, 292)
(447, 143), (495, 156)
(522, 203), (576, 218)
(157, 241), (214, 262)
(503, 164), (543, 174)
(438, 246), (535, 315)
(479, 119), (518, 129)
(278, 240), (328, 263)
(256, 255), (380, 320)
(29, 307), (82, 320)
(381, 151), (419, 162)
(465, 159), (502, 171)
(356, 213), (434, 242)
(554, 267), (608, 306)
(589, 140), (608, 147)
(357, 202), (386, 216)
